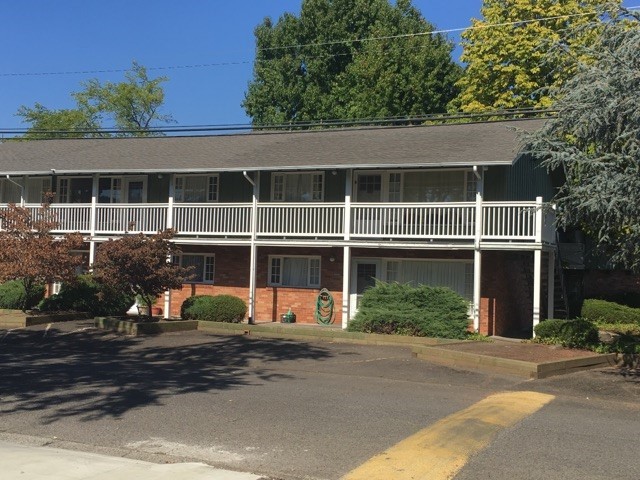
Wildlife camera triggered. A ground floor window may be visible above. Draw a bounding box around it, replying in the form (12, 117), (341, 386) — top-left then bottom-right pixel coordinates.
(357, 258), (473, 301)
(268, 256), (321, 288)
(177, 254), (215, 283)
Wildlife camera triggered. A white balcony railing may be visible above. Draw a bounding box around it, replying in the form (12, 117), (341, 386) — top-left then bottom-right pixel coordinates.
(2, 199), (556, 245)
(352, 203), (476, 239)
(257, 203), (344, 237)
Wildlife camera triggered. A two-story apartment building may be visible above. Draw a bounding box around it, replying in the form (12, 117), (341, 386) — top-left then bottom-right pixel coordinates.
(0, 118), (558, 336)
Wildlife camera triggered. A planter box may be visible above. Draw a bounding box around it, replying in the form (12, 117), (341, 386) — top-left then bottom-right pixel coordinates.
(95, 317), (198, 336)
(0, 310), (89, 328)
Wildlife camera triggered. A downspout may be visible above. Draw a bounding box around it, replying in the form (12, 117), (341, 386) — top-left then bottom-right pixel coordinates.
(5, 175), (25, 207)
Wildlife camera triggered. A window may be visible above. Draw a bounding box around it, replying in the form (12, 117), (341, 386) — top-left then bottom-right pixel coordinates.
(355, 170), (475, 203)
(26, 177), (52, 204)
(58, 177), (92, 203)
(269, 256), (321, 287)
(271, 172), (324, 202)
(98, 177), (122, 203)
(175, 175), (219, 203)
(178, 254), (215, 283)
(382, 259), (473, 301)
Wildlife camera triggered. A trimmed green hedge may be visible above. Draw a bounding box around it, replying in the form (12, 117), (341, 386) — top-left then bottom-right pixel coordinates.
(181, 294), (247, 323)
(581, 299), (640, 325)
(347, 282), (470, 339)
(38, 275), (134, 316)
(534, 318), (599, 349)
(0, 280), (45, 310)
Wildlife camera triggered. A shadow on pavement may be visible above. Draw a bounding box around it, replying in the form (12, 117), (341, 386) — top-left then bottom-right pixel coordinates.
(0, 321), (333, 423)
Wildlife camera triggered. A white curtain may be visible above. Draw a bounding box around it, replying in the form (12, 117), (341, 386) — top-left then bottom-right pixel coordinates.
(283, 257), (308, 286)
(285, 174), (313, 202)
(182, 176), (208, 202)
(401, 261), (467, 298)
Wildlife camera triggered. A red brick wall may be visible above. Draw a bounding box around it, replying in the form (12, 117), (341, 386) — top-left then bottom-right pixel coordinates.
(170, 245), (344, 325)
(168, 244), (537, 335)
(479, 251), (534, 336)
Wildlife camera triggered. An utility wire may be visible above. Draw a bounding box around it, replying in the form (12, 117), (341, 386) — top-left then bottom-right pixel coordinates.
(0, 109), (557, 136)
(1, 6), (638, 78)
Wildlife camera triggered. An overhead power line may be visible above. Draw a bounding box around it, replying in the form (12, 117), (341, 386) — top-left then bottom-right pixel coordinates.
(1, 6), (638, 78)
(0, 108), (557, 137)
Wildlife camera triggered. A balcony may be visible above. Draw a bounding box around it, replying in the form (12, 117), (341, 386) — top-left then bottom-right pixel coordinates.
(3, 199), (556, 246)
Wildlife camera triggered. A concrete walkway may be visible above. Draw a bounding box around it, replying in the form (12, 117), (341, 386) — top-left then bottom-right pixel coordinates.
(1, 440), (262, 480)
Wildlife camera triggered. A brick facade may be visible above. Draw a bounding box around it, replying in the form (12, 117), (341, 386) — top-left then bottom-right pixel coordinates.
(168, 245), (540, 335)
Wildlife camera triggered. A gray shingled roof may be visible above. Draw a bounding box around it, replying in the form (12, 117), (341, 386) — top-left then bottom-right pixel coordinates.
(0, 119), (545, 175)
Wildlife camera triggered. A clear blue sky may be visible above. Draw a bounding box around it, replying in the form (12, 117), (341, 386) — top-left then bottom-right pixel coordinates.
(0, 1), (634, 132)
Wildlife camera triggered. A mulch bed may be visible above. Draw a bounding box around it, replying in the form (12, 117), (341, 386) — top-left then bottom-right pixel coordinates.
(437, 340), (600, 363)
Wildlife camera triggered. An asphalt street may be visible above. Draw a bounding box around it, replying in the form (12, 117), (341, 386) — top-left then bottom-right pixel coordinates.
(0, 320), (638, 479)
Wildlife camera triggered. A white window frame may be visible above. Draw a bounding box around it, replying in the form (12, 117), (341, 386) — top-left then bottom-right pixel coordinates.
(174, 174), (219, 203)
(268, 255), (321, 288)
(354, 169), (475, 203)
(57, 176), (93, 204)
(270, 172), (324, 202)
(175, 254), (215, 284)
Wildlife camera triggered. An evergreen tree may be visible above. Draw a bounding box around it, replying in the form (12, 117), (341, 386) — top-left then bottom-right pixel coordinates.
(525, 7), (640, 270)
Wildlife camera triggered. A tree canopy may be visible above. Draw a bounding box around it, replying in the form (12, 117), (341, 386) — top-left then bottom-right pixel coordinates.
(524, 7), (640, 271)
(243, 0), (461, 126)
(92, 230), (193, 320)
(452, 0), (619, 113)
(17, 62), (173, 138)
(0, 203), (84, 310)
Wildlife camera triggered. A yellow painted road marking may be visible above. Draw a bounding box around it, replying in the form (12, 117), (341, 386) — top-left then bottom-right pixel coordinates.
(343, 391), (554, 480)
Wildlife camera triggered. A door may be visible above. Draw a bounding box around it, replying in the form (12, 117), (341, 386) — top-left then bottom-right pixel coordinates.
(349, 260), (381, 317)
(124, 178), (146, 203)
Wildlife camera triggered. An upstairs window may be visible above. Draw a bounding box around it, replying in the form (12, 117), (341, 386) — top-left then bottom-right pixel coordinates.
(175, 175), (219, 203)
(271, 172), (324, 202)
(26, 177), (52, 204)
(268, 256), (321, 288)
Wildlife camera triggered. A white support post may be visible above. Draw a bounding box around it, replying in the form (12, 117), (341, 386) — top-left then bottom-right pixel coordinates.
(166, 173), (175, 230)
(164, 174), (175, 319)
(89, 174), (99, 266)
(547, 250), (555, 321)
(535, 196), (543, 243)
(533, 249), (542, 335)
(247, 172), (260, 324)
(472, 167), (484, 333)
(342, 246), (351, 330)
(342, 170), (353, 329)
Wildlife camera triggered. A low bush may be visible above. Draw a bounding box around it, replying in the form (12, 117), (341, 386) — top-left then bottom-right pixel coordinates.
(38, 275), (134, 316)
(581, 299), (640, 325)
(0, 280), (45, 310)
(181, 294), (247, 323)
(347, 282), (470, 339)
(534, 318), (599, 349)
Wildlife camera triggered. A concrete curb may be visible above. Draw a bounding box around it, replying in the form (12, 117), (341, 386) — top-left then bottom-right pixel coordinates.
(197, 321), (461, 347)
(412, 344), (618, 379)
(0, 311), (89, 329)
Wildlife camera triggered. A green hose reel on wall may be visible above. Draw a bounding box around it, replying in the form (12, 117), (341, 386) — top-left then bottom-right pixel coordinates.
(315, 288), (335, 325)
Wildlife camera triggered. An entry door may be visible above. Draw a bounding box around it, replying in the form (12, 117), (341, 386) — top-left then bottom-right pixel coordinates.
(355, 173), (383, 202)
(124, 178), (146, 203)
(349, 260), (381, 317)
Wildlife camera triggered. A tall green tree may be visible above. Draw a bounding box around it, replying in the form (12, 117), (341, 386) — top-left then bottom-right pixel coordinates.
(17, 62), (173, 138)
(525, 7), (640, 271)
(452, 0), (618, 113)
(243, 0), (461, 125)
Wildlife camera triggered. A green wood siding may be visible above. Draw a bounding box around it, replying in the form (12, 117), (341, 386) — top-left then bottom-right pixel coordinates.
(484, 155), (555, 202)
(219, 172), (253, 202)
(147, 175), (169, 203)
